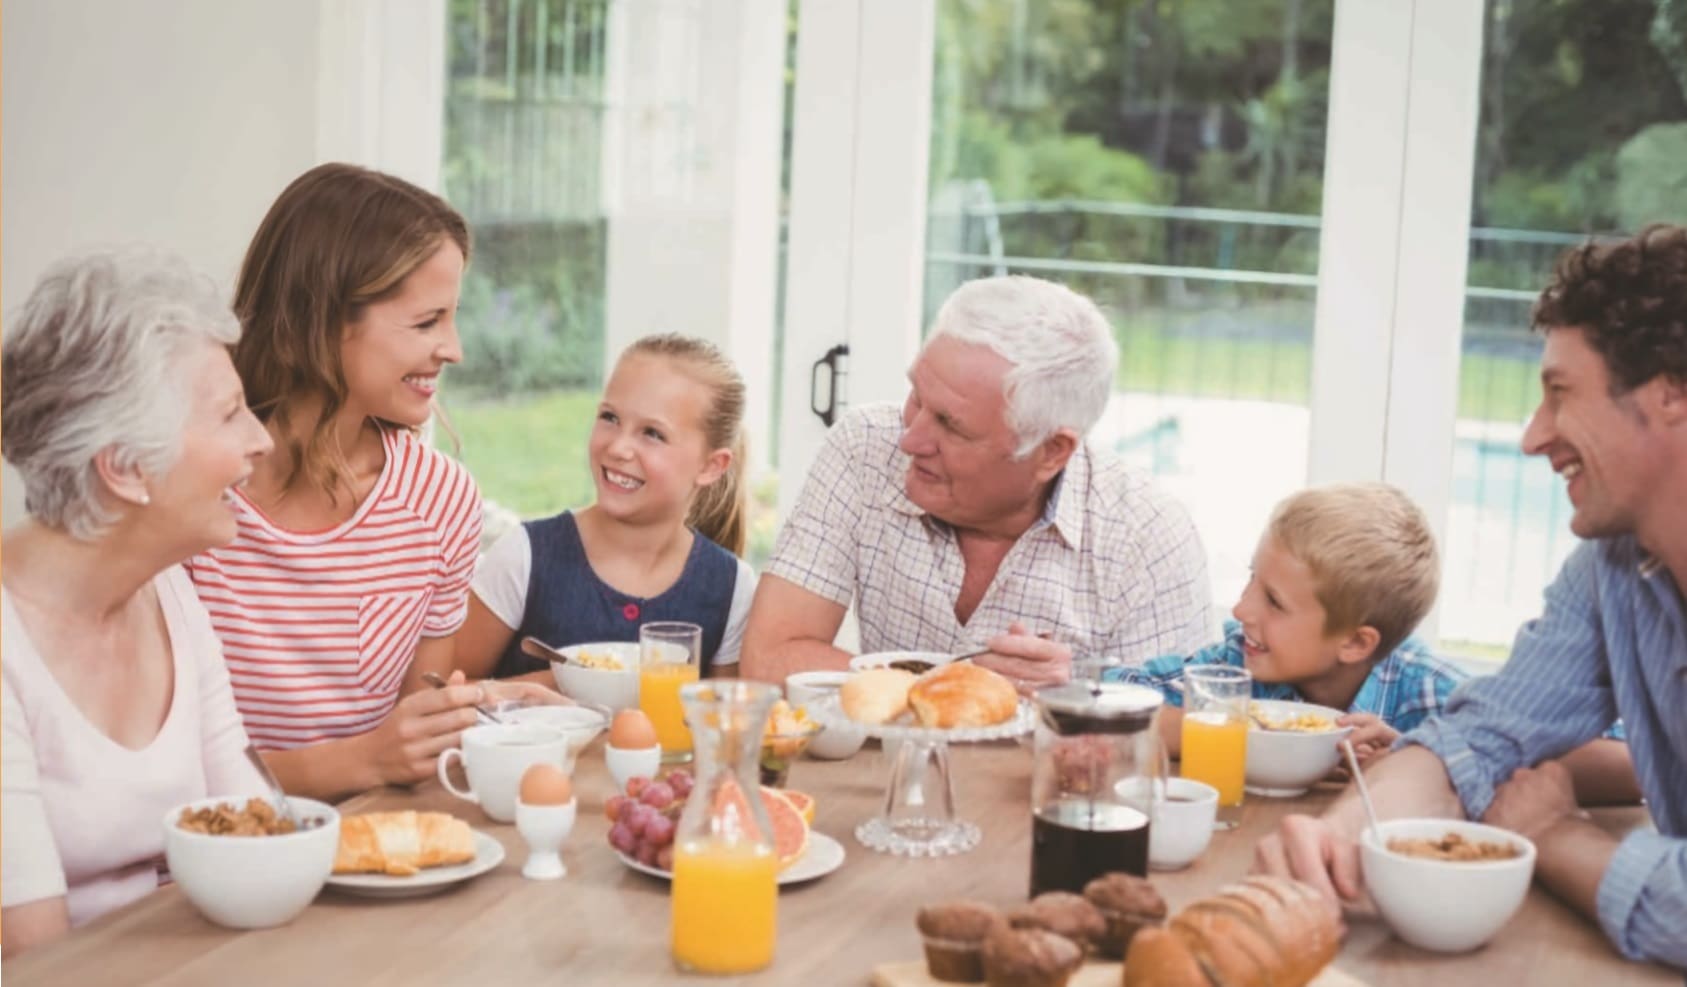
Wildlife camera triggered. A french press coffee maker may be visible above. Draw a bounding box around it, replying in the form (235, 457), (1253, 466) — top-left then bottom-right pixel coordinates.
(1028, 681), (1164, 897)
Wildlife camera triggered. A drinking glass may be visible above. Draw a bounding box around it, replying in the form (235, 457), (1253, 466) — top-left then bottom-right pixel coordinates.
(1180, 665), (1250, 829)
(639, 621), (703, 763)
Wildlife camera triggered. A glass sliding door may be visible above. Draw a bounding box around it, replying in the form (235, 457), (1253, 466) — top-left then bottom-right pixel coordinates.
(1441, 0), (1687, 656)
(924, 0), (1335, 606)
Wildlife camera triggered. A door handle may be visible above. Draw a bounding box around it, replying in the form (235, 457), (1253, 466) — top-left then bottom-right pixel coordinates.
(810, 344), (849, 427)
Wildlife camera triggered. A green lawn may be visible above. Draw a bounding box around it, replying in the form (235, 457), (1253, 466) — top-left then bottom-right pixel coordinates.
(435, 389), (599, 518)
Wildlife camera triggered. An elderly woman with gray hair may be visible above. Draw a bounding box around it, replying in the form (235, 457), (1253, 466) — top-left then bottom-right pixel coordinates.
(1, 249), (273, 956)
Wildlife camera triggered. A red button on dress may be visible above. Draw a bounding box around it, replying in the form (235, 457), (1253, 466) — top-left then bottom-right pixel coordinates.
(622, 603), (640, 621)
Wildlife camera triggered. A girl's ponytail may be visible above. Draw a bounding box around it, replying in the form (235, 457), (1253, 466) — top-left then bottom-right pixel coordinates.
(687, 430), (747, 556)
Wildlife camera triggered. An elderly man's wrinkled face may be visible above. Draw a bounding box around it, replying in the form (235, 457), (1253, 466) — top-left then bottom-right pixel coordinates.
(899, 336), (1054, 532)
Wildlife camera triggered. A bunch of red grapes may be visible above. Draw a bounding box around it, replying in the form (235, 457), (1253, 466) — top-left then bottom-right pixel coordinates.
(604, 767), (695, 872)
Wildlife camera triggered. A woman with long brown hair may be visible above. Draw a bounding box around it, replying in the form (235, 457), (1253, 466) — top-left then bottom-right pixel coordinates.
(187, 163), (557, 801)
(451, 333), (756, 684)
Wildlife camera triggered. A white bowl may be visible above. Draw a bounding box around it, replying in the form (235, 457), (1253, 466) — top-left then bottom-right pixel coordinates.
(847, 650), (955, 673)
(785, 670), (866, 760)
(164, 796), (340, 929)
(551, 642), (640, 711)
(502, 704), (609, 766)
(1361, 818), (1536, 953)
(1244, 699), (1353, 796)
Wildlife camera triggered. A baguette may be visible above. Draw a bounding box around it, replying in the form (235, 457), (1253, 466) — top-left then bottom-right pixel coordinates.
(333, 810), (476, 877)
(1122, 876), (1340, 987)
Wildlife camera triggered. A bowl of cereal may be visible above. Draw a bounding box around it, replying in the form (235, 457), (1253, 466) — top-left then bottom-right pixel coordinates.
(1361, 818), (1536, 952)
(551, 641), (640, 711)
(1243, 699), (1353, 796)
(165, 795), (340, 929)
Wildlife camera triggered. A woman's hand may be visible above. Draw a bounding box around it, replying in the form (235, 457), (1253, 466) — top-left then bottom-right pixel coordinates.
(365, 677), (483, 786)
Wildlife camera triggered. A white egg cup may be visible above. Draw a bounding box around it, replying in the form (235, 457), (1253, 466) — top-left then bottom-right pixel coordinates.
(604, 743), (662, 793)
(515, 798), (577, 880)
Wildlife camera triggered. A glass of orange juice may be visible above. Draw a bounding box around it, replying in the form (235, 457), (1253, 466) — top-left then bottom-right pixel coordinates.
(1180, 665), (1250, 829)
(640, 621), (702, 763)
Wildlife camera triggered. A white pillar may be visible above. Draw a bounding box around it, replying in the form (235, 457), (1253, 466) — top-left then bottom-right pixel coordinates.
(600, 0), (786, 471)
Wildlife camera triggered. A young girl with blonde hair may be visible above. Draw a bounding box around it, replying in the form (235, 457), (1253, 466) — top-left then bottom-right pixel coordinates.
(454, 334), (756, 682)
(188, 163), (557, 802)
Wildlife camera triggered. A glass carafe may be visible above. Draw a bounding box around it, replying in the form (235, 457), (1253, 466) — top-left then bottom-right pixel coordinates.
(1028, 682), (1164, 897)
(671, 680), (780, 975)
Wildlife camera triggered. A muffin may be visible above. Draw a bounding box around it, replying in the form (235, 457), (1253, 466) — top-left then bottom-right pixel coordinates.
(980, 925), (1085, 987)
(1082, 872), (1168, 958)
(916, 900), (1009, 983)
(1007, 892), (1106, 953)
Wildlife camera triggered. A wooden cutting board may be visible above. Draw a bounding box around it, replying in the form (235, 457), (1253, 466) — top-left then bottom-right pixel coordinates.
(871, 959), (1369, 987)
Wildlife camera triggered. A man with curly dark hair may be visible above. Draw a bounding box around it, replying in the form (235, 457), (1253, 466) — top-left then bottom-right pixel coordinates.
(1257, 225), (1687, 971)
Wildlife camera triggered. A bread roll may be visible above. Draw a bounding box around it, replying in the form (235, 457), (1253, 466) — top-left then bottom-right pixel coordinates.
(333, 810), (476, 877)
(1122, 876), (1340, 987)
(907, 662), (1018, 729)
(840, 668), (917, 725)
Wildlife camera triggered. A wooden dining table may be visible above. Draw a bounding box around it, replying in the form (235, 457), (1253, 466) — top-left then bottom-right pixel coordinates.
(8, 737), (1677, 986)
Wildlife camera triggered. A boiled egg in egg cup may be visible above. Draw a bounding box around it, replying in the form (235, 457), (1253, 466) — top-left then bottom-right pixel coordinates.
(516, 763), (576, 880)
(604, 709), (662, 793)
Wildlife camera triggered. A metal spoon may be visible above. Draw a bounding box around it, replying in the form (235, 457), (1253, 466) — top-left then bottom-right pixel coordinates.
(244, 744), (318, 830)
(420, 671), (505, 725)
(1343, 738), (1384, 842)
(520, 636), (573, 667)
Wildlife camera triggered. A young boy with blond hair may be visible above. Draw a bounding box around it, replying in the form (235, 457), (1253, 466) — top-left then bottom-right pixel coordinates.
(1125, 483), (1466, 762)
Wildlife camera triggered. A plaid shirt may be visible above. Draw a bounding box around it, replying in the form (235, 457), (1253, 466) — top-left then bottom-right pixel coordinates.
(766, 404), (1214, 664)
(1117, 619), (1468, 733)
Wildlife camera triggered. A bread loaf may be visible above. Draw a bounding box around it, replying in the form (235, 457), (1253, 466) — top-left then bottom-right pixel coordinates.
(1122, 875), (1340, 987)
(840, 668), (918, 725)
(332, 810), (477, 877)
(908, 662), (1018, 729)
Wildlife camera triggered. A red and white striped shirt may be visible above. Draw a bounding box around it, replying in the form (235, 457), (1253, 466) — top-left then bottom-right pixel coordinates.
(187, 428), (483, 750)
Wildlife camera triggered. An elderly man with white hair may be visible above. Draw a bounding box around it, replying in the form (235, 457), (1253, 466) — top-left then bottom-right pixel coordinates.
(742, 275), (1213, 688)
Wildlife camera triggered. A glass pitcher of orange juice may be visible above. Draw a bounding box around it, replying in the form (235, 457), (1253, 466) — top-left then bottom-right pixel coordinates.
(670, 680), (780, 975)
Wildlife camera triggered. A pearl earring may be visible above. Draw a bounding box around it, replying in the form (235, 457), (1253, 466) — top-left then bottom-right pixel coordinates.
(139, 493), (151, 506)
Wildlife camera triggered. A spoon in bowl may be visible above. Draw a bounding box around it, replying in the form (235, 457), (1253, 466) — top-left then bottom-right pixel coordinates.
(244, 744), (316, 830)
(521, 636), (574, 667)
(1343, 738), (1383, 842)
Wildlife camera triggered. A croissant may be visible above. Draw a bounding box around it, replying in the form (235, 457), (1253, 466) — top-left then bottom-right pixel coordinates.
(907, 662), (1017, 728)
(1123, 875), (1341, 987)
(332, 810), (476, 877)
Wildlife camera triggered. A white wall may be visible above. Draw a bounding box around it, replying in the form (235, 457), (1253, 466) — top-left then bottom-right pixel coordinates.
(1, 0), (444, 529)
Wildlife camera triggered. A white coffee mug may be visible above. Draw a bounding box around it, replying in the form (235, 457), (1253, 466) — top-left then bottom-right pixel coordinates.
(438, 724), (569, 823)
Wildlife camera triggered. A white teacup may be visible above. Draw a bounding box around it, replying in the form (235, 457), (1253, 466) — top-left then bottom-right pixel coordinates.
(786, 671), (866, 760)
(438, 724), (569, 823)
(1115, 776), (1219, 870)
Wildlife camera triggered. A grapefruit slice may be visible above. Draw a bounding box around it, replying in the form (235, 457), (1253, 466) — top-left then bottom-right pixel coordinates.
(706, 780), (811, 870)
(781, 790), (816, 826)
(758, 786), (810, 869)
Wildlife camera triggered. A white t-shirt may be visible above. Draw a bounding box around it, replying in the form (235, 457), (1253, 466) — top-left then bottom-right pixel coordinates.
(471, 525), (757, 666)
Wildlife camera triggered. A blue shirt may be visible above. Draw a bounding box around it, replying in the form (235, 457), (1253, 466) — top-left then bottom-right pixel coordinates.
(1114, 620), (1468, 733)
(1402, 536), (1687, 969)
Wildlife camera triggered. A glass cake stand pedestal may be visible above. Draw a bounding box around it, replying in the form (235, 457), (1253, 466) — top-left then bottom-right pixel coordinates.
(811, 696), (1035, 857)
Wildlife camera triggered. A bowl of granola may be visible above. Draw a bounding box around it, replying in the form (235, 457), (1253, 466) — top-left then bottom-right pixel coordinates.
(1241, 699), (1353, 797)
(165, 795), (340, 929)
(1361, 818), (1535, 952)
(551, 641), (641, 711)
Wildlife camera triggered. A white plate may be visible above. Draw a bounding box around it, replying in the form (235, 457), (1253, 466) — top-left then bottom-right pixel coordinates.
(324, 829), (505, 899)
(616, 832), (846, 886)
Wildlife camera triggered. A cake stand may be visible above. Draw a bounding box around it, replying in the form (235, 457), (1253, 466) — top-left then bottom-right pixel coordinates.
(810, 695), (1035, 857)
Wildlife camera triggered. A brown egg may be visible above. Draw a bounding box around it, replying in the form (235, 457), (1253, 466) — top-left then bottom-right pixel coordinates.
(609, 709), (659, 749)
(519, 763), (573, 806)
